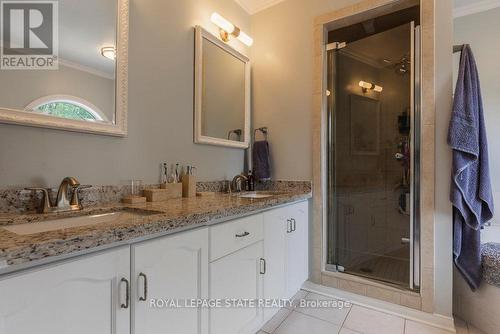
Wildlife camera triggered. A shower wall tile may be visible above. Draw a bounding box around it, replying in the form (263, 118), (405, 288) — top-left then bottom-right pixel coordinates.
(313, 54), (323, 94)
(366, 286), (401, 305)
(311, 91), (324, 284)
(420, 267), (435, 313)
(421, 124), (436, 271)
(400, 293), (422, 310)
(320, 272), (423, 311)
(338, 278), (368, 296)
(321, 274), (339, 289)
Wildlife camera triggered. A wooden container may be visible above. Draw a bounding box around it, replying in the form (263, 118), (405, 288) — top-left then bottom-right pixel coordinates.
(182, 175), (197, 198)
(143, 184), (182, 202)
(196, 192), (216, 197)
(122, 195), (147, 204)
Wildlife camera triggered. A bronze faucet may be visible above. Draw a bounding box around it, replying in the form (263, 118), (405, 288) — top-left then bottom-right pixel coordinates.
(25, 177), (85, 213)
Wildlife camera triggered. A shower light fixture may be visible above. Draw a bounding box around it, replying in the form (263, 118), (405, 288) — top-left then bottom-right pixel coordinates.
(210, 12), (253, 46)
(100, 46), (116, 60)
(359, 81), (383, 93)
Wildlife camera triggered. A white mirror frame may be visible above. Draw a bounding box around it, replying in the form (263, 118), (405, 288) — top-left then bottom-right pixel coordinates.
(0, 0), (129, 137)
(194, 26), (251, 149)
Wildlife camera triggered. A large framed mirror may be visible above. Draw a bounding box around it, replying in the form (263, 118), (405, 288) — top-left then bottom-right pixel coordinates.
(0, 0), (129, 136)
(194, 26), (250, 149)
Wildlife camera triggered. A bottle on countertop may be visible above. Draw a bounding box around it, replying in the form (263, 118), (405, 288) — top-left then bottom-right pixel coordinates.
(247, 170), (255, 191)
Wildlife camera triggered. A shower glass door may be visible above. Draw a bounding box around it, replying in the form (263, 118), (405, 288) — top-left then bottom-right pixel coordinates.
(326, 22), (420, 290)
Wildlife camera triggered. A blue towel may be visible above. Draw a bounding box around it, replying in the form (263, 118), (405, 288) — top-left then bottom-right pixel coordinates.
(253, 140), (271, 181)
(448, 45), (494, 290)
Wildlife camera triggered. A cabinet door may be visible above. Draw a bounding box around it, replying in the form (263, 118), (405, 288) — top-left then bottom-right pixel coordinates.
(210, 241), (264, 334)
(132, 228), (208, 334)
(0, 247), (130, 334)
(263, 207), (288, 321)
(286, 201), (309, 299)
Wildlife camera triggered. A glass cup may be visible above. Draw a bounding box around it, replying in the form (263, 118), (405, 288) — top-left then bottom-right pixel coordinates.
(129, 180), (143, 197)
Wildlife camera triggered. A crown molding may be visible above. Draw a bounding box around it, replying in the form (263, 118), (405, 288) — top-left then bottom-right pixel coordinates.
(235, 0), (286, 15)
(454, 0), (500, 18)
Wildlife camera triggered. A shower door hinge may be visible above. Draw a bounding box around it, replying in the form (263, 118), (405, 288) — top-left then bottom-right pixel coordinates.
(326, 42), (347, 51)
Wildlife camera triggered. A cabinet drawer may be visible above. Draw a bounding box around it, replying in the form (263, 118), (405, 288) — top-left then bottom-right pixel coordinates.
(210, 214), (264, 261)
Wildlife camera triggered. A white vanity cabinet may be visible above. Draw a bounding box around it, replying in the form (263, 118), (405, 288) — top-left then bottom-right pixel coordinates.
(0, 199), (309, 334)
(0, 247), (131, 334)
(131, 228), (209, 334)
(208, 214), (265, 334)
(263, 201), (309, 321)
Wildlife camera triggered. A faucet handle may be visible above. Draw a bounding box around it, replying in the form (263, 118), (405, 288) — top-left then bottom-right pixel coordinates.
(70, 185), (91, 207)
(24, 187), (52, 213)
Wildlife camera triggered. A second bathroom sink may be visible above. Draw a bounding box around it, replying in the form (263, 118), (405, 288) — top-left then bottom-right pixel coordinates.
(238, 191), (285, 199)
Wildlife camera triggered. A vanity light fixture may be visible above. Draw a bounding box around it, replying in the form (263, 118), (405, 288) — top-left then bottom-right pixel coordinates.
(359, 80), (383, 93)
(210, 12), (253, 47)
(100, 46), (116, 60)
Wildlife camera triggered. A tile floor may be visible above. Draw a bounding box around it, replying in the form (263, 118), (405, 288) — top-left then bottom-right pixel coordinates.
(257, 291), (487, 334)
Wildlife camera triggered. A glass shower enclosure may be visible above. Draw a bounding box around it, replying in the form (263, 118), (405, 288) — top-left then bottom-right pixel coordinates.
(326, 21), (421, 290)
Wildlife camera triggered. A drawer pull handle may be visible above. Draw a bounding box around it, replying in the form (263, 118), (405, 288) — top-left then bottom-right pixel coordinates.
(260, 258), (266, 275)
(235, 231), (250, 238)
(139, 272), (148, 301)
(120, 278), (130, 309)
(291, 218), (297, 232)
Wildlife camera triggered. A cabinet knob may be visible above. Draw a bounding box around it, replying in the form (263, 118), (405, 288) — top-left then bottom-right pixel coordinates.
(120, 278), (130, 309)
(235, 231), (250, 238)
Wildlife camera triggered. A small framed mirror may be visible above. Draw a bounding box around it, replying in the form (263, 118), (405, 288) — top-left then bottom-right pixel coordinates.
(194, 26), (250, 149)
(0, 0), (129, 136)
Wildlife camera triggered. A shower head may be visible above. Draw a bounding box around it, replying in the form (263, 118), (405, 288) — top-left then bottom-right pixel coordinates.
(383, 55), (410, 76)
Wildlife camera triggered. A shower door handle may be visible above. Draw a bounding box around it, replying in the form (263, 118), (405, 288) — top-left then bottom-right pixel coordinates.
(401, 237), (411, 245)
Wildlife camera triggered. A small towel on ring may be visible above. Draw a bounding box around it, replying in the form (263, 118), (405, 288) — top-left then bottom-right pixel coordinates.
(252, 140), (271, 181)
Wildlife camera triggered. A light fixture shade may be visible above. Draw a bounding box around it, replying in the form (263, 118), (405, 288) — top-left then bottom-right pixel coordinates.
(211, 12), (235, 34)
(359, 80), (383, 93)
(359, 81), (372, 89)
(101, 47), (116, 60)
(237, 31), (253, 46)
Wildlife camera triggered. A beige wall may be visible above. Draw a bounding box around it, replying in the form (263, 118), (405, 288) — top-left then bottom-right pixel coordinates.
(251, 0), (362, 181)
(0, 0), (250, 188)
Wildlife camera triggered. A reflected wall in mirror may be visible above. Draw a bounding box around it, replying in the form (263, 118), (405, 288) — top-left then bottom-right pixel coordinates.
(0, 0), (129, 136)
(194, 26), (250, 149)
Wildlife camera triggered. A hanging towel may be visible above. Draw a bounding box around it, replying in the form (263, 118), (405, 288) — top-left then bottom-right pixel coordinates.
(253, 140), (271, 181)
(448, 45), (494, 291)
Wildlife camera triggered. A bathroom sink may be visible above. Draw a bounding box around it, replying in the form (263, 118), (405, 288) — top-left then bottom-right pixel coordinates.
(3, 209), (160, 236)
(238, 191), (284, 199)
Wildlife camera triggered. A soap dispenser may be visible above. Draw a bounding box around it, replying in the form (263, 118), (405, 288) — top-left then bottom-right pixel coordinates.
(247, 170), (255, 191)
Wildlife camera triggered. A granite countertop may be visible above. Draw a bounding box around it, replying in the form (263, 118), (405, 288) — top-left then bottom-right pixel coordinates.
(482, 242), (500, 288)
(0, 190), (311, 274)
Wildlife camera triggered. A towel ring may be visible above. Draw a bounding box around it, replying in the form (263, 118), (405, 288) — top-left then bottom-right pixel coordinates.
(254, 127), (268, 141)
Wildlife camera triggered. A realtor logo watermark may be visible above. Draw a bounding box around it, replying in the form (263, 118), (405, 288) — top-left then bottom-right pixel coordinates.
(1, 0), (58, 69)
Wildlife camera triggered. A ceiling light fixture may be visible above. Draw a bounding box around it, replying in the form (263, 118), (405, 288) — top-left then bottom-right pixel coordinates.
(210, 12), (253, 47)
(359, 80), (383, 93)
(100, 46), (116, 60)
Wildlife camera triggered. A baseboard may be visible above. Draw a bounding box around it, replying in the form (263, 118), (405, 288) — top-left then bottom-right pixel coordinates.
(302, 281), (456, 333)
